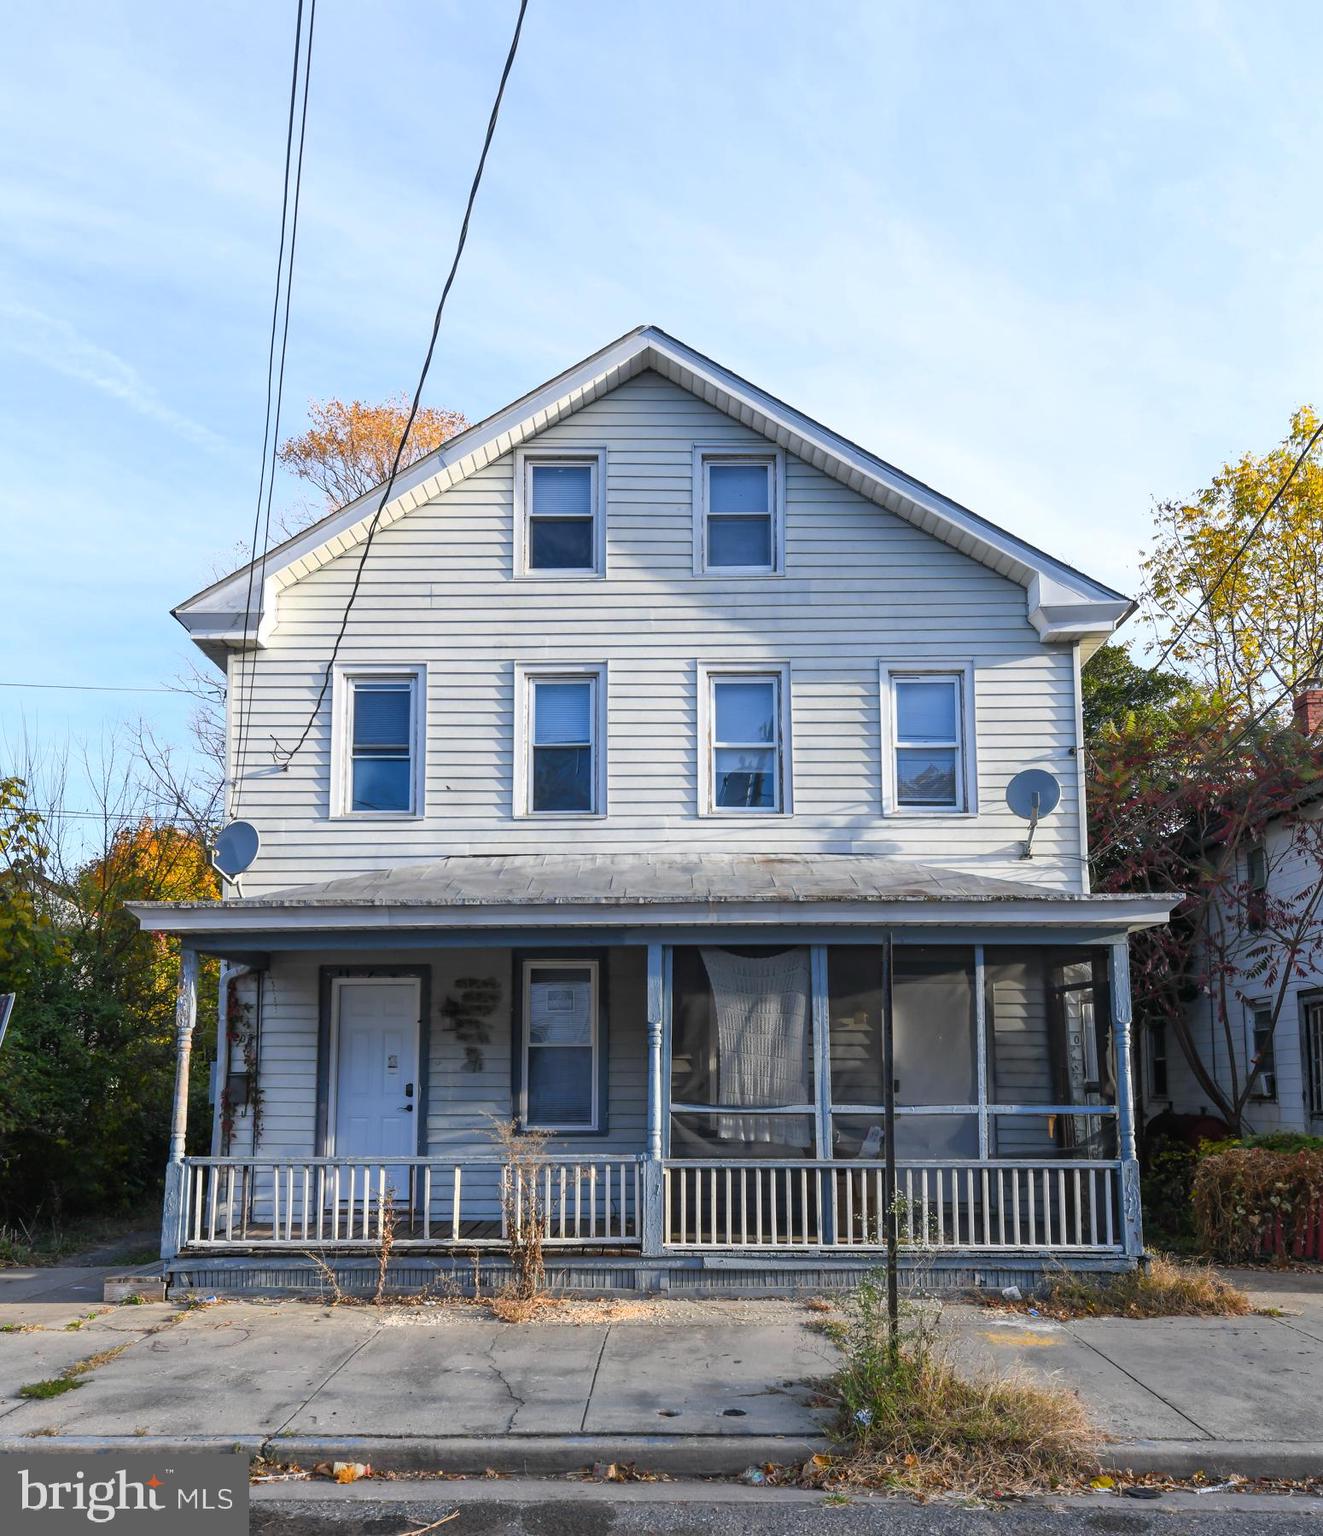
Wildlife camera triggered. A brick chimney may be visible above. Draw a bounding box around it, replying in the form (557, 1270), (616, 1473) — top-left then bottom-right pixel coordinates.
(1293, 677), (1323, 737)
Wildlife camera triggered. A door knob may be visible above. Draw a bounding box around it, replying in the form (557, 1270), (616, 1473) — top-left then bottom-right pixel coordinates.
(401, 1104), (414, 1113)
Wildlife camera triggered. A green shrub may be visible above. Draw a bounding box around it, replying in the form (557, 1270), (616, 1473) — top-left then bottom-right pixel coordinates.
(1141, 1139), (1200, 1253)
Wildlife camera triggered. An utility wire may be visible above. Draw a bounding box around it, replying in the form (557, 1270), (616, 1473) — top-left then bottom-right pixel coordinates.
(231, 0), (316, 818)
(1143, 417), (1323, 680)
(0, 682), (176, 694)
(1089, 637), (1323, 869)
(273, 0), (529, 771)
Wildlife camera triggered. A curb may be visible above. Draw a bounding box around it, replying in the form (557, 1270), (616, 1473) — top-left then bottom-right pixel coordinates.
(1099, 1439), (1323, 1479)
(2, 1433), (1321, 1481)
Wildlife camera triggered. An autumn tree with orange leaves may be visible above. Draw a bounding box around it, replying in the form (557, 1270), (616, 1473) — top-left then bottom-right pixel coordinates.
(0, 778), (219, 1225)
(278, 394), (468, 514)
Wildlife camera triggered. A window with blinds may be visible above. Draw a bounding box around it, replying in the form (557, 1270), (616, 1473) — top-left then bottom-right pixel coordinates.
(696, 452), (782, 573)
(519, 668), (604, 815)
(517, 452), (604, 575)
(341, 674), (420, 814)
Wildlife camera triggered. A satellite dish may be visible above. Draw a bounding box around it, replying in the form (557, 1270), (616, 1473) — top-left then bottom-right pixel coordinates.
(1006, 770), (1061, 860)
(1006, 770), (1061, 821)
(212, 820), (261, 880)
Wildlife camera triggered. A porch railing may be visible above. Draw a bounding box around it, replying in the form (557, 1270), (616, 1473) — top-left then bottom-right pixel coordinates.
(663, 1159), (1121, 1253)
(177, 1156), (642, 1251)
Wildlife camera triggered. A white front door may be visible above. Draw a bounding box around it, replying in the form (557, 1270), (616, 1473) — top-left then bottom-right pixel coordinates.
(331, 978), (419, 1190)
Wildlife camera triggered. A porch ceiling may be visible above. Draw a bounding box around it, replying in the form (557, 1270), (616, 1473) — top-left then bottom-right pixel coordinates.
(130, 853), (1179, 942)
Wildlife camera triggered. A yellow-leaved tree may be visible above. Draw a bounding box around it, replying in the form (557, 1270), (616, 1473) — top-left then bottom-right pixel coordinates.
(278, 394), (469, 516)
(1141, 406), (1323, 715)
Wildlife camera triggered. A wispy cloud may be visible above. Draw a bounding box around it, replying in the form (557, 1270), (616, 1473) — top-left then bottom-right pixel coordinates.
(0, 300), (230, 454)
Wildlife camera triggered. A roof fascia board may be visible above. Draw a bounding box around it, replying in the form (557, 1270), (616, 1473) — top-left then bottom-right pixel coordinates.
(130, 893), (1179, 935)
(175, 326), (1132, 651)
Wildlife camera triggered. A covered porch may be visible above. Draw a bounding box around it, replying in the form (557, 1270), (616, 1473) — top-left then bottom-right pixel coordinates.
(133, 855), (1174, 1289)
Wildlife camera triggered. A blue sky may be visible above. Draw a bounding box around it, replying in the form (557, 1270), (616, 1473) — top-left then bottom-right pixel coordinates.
(3, 0), (1321, 819)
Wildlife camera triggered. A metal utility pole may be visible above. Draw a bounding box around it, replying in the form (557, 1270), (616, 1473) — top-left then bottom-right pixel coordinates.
(881, 931), (899, 1363)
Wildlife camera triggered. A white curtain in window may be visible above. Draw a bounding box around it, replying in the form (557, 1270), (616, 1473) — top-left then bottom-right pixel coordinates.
(700, 947), (812, 1144)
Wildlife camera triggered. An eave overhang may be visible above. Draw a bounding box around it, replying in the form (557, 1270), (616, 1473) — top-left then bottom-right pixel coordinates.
(131, 893), (1179, 940)
(174, 326), (1133, 665)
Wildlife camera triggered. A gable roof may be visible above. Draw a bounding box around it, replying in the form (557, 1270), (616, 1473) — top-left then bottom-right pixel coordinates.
(175, 325), (1132, 663)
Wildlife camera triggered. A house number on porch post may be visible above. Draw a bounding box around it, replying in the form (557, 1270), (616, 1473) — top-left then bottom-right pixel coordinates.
(1109, 938), (1144, 1258)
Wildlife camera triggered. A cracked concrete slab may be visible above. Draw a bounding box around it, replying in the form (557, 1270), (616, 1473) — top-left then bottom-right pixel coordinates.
(281, 1321), (609, 1437)
(582, 1322), (836, 1436)
(946, 1313), (1211, 1441)
(0, 1306), (175, 1408)
(0, 1302), (380, 1438)
(1063, 1313), (1323, 1441)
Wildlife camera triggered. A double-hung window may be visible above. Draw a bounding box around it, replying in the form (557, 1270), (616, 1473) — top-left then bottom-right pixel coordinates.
(335, 668), (423, 816)
(694, 448), (784, 574)
(1303, 994), (1323, 1119)
(703, 667), (788, 813)
(1248, 1004), (1277, 1101)
(521, 958), (601, 1131)
(882, 667), (972, 813)
(1246, 843), (1268, 933)
(517, 666), (606, 816)
(515, 449), (605, 576)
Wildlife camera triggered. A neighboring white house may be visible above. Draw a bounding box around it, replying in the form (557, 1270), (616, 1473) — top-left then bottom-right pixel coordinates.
(132, 327), (1174, 1294)
(1145, 685), (1323, 1136)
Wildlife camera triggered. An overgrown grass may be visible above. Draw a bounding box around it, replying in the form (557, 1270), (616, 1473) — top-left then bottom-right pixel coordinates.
(823, 1274), (1097, 1496)
(0, 1215), (154, 1270)
(1014, 1256), (1252, 1320)
(18, 1378), (82, 1400)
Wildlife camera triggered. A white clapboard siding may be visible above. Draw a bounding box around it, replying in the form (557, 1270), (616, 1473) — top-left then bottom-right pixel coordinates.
(225, 372), (1085, 893)
(1159, 804), (1323, 1132)
(987, 957), (1059, 1158)
(217, 949), (647, 1165)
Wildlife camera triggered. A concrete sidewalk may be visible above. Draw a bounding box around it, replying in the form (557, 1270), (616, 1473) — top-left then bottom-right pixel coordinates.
(0, 1271), (1320, 1476)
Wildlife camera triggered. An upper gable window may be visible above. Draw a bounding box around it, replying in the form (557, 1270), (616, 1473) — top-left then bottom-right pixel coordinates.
(693, 447), (785, 575)
(514, 448), (606, 577)
(332, 667), (425, 817)
(881, 665), (975, 815)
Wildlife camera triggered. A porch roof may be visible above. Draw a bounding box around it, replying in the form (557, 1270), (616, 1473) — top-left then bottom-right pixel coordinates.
(131, 853), (1178, 941)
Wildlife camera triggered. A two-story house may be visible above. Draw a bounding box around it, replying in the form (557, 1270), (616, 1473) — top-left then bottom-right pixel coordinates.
(132, 327), (1175, 1296)
(1145, 683), (1323, 1137)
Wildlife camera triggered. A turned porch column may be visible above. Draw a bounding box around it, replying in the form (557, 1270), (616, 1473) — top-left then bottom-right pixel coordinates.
(1109, 937), (1145, 1258)
(160, 946), (199, 1262)
(642, 942), (666, 1256)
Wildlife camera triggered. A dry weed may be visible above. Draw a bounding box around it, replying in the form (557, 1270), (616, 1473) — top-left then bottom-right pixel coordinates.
(1003, 1256), (1252, 1320)
(825, 1273), (1097, 1496)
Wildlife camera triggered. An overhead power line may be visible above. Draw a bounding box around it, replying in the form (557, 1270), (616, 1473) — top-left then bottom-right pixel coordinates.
(231, 0), (317, 818)
(1089, 635), (1323, 869)
(0, 681), (175, 694)
(272, 0), (530, 772)
(1144, 417), (1323, 680)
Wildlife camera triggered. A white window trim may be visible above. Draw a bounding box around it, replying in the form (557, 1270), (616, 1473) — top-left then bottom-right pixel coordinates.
(521, 957), (601, 1133)
(513, 446), (607, 579)
(697, 661), (793, 817)
(692, 444), (786, 576)
(1247, 1002), (1278, 1102)
(513, 661), (608, 818)
(330, 662), (427, 820)
(879, 662), (977, 817)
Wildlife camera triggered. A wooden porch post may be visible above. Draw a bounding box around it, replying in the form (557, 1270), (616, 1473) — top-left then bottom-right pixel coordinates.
(160, 946), (199, 1263)
(1109, 938), (1144, 1258)
(642, 942), (666, 1256)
